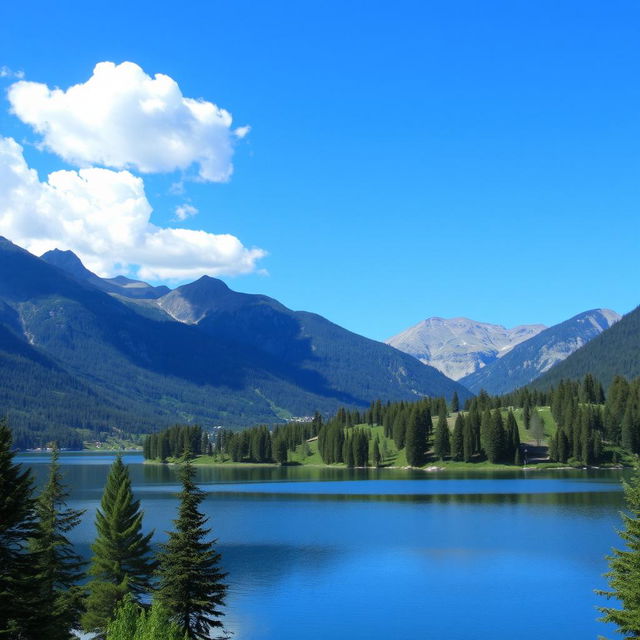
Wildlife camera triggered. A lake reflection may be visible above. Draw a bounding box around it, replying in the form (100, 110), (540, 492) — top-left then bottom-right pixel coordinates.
(21, 452), (625, 639)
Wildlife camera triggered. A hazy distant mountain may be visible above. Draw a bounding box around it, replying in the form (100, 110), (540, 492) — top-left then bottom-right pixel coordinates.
(41, 249), (170, 299)
(460, 309), (621, 394)
(386, 317), (546, 380)
(0, 237), (470, 445)
(530, 306), (638, 391)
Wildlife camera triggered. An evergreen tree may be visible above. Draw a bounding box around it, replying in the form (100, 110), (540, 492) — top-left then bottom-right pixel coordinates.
(484, 410), (505, 464)
(523, 401), (531, 431)
(467, 406), (481, 455)
(451, 391), (459, 413)
(405, 407), (426, 467)
(343, 432), (354, 468)
(451, 414), (464, 461)
(157, 461), (227, 640)
(28, 445), (86, 640)
(479, 409), (492, 458)
(372, 437), (381, 467)
(82, 456), (156, 634)
(0, 421), (38, 637)
(505, 411), (520, 461)
(462, 414), (474, 463)
(598, 467), (640, 635)
(433, 412), (450, 461)
(273, 437), (288, 465)
(392, 411), (407, 450)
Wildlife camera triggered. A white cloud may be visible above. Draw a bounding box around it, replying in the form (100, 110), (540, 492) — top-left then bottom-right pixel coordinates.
(0, 137), (265, 280)
(8, 61), (247, 182)
(174, 203), (198, 221)
(0, 66), (24, 79)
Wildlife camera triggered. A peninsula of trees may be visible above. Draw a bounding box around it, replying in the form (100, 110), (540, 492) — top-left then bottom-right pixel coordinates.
(143, 374), (640, 470)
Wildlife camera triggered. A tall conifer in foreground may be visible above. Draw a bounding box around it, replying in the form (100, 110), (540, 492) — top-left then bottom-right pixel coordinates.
(29, 445), (86, 640)
(0, 421), (37, 636)
(82, 455), (156, 634)
(157, 460), (228, 639)
(598, 466), (640, 636)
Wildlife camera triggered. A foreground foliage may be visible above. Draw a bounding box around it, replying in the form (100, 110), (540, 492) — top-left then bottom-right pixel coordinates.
(157, 460), (228, 639)
(0, 421), (37, 636)
(106, 595), (184, 640)
(82, 455), (156, 634)
(28, 445), (86, 639)
(598, 466), (640, 637)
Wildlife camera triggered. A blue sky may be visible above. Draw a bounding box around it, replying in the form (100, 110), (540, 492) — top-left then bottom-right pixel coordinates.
(0, 0), (638, 341)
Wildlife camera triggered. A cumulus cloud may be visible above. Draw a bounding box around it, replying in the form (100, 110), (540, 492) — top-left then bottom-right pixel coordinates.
(0, 137), (265, 280)
(174, 203), (198, 221)
(8, 61), (247, 182)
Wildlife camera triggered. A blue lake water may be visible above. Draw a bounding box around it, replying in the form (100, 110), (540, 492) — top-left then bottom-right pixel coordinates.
(20, 452), (627, 639)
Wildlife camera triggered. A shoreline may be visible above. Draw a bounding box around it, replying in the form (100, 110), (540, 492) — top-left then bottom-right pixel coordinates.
(142, 458), (627, 472)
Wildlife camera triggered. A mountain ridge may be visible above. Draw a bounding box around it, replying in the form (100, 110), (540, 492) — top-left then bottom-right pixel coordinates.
(529, 305), (639, 391)
(0, 238), (470, 444)
(386, 316), (546, 380)
(460, 308), (620, 394)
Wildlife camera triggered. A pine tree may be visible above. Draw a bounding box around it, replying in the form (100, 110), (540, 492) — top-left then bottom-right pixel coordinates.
(433, 412), (450, 461)
(450, 413), (464, 461)
(157, 461), (228, 640)
(405, 407), (426, 467)
(598, 467), (640, 635)
(82, 455), (156, 634)
(0, 421), (38, 636)
(372, 437), (381, 467)
(451, 391), (459, 413)
(28, 445), (86, 640)
(392, 411), (407, 449)
(462, 414), (474, 463)
(505, 411), (520, 461)
(273, 437), (288, 465)
(484, 410), (505, 464)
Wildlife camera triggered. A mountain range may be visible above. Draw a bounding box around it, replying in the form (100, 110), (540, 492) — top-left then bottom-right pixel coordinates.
(1, 234), (635, 447)
(386, 317), (546, 380)
(388, 309), (620, 395)
(458, 309), (620, 394)
(530, 305), (640, 391)
(0, 237), (470, 445)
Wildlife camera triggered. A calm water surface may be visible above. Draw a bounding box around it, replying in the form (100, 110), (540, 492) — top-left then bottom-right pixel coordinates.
(20, 452), (626, 639)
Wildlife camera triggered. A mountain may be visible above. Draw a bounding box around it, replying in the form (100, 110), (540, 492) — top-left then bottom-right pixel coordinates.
(459, 309), (620, 394)
(157, 276), (470, 406)
(41, 249), (170, 299)
(386, 317), (546, 380)
(0, 238), (470, 444)
(529, 305), (639, 391)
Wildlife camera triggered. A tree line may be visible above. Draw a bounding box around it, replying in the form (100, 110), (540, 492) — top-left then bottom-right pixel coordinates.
(0, 422), (227, 639)
(143, 415), (324, 465)
(143, 373), (640, 470)
(317, 396), (522, 466)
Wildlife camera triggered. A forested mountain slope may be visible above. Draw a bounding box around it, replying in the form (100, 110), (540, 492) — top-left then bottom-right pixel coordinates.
(0, 238), (470, 445)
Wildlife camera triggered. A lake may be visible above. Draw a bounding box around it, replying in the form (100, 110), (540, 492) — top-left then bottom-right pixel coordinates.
(20, 452), (626, 639)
